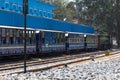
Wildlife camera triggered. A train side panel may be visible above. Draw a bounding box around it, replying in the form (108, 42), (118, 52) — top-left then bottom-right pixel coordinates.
(86, 35), (98, 49)
(68, 33), (85, 50)
(98, 35), (111, 50)
(36, 31), (65, 53)
(0, 27), (36, 56)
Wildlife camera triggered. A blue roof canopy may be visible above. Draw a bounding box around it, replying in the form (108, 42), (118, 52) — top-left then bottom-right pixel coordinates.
(0, 0), (55, 18)
(0, 10), (94, 34)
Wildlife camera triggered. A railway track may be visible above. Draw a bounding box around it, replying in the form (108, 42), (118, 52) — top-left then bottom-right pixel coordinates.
(0, 49), (120, 75)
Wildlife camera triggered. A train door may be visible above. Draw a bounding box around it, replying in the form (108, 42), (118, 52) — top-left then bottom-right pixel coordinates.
(36, 31), (42, 53)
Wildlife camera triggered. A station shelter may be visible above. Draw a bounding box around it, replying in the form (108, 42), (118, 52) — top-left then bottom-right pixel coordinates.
(0, 0), (94, 33)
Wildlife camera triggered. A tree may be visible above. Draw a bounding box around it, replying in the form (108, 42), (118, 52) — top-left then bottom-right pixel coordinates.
(76, 0), (120, 46)
(53, 0), (75, 22)
(53, 0), (66, 20)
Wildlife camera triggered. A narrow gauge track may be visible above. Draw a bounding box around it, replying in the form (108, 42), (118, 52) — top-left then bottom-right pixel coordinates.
(0, 49), (120, 75)
(0, 50), (107, 69)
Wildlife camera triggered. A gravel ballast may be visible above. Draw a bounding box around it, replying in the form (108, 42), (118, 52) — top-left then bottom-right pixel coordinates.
(0, 60), (120, 80)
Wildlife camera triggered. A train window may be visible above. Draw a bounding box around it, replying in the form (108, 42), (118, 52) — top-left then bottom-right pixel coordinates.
(56, 33), (58, 38)
(28, 31), (31, 44)
(9, 29), (13, 37)
(72, 39), (74, 42)
(70, 39), (72, 42)
(28, 30), (32, 44)
(2, 37), (6, 44)
(12, 29), (16, 44)
(77, 38), (79, 42)
(41, 32), (44, 38)
(2, 28), (5, 37)
(31, 31), (34, 44)
(55, 33), (58, 44)
(29, 31), (31, 44)
(76, 39), (78, 43)
(19, 30), (23, 44)
(82, 38), (84, 42)
(9, 37), (14, 44)
(29, 31), (31, 37)
(0, 28), (1, 45)
(59, 33), (64, 44)
(16, 30), (19, 44)
(73, 39), (74, 42)
(1, 28), (6, 44)
(16, 30), (20, 37)
(26, 30), (29, 44)
(55, 33), (64, 44)
(69, 38), (72, 43)
(5, 29), (9, 45)
(75, 39), (77, 42)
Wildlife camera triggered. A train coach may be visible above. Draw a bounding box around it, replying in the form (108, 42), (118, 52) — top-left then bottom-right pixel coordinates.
(35, 30), (99, 54)
(0, 0), (112, 58)
(0, 26), (36, 56)
(98, 34), (111, 50)
(35, 30), (111, 54)
(35, 29), (66, 53)
(0, 25), (111, 57)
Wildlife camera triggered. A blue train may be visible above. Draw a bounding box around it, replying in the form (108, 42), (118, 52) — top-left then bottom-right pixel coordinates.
(0, 0), (111, 57)
(0, 25), (111, 56)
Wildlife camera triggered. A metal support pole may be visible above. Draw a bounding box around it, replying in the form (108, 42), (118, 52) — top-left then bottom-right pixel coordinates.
(23, 0), (28, 73)
(65, 33), (69, 54)
(84, 35), (87, 51)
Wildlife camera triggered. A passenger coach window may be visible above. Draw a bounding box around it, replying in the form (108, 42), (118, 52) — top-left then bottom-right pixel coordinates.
(20, 30), (23, 44)
(55, 33), (65, 44)
(26, 30), (29, 44)
(41, 32), (44, 44)
(0, 28), (1, 45)
(29, 31), (32, 44)
(6, 29), (9, 45)
(32, 31), (36, 44)
(9, 29), (14, 44)
(13, 29), (17, 44)
(2, 29), (6, 44)
(60, 33), (65, 44)
(16, 30), (20, 44)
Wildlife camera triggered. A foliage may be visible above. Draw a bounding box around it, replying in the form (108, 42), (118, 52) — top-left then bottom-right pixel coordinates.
(76, 0), (120, 46)
(53, 0), (75, 22)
